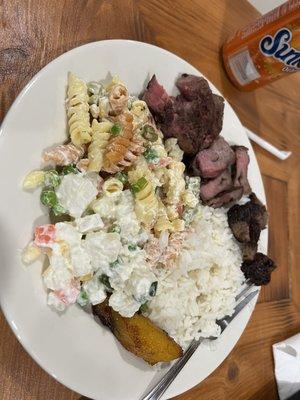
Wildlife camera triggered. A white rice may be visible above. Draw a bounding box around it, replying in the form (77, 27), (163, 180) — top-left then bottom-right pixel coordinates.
(148, 204), (244, 349)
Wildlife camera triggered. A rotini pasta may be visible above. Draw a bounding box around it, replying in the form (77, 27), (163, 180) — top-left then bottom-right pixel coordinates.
(102, 114), (144, 173)
(67, 73), (92, 146)
(43, 143), (85, 166)
(129, 165), (159, 227)
(102, 178), (123, 197)
(134, 180), (158, 227)
(108, 83), (129, 116)
(130, 100), (150, 129)
(88, 119), (112, 172)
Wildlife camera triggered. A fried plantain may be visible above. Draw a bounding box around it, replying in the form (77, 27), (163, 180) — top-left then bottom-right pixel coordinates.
(93, 299), (183, 365)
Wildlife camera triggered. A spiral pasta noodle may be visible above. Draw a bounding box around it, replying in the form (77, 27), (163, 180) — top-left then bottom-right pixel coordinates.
(108, 83), (129, 115)
(102, 178), (123, 197)
(43, 143), (85, 166)
(102, 114), (144, 173)
(87, 120), (112, 172)
(67, 73), (92, 146)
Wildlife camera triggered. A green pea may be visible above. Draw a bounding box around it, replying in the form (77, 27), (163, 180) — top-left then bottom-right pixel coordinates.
(41, 187), (57, 207)
(52, 203), (66, 216)
(77, 291), (89, 307)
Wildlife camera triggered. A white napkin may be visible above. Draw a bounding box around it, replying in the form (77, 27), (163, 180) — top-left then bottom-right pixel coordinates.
(273, 333), (300, 400)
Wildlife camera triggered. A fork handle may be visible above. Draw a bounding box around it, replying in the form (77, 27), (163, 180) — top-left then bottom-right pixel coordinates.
(140, 339), (202, 400)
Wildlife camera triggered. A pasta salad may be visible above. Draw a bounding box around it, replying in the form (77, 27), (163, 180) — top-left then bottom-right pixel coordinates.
(22, 73), (200, 317)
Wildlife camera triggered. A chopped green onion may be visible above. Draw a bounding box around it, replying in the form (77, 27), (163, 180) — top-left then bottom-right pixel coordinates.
(111, 123), (122, 136)
(139, 301), (149, 314)
(41, 187), (58, 207)
(61, 164), (78, 175)
(142, 125), (158, 142)
(115, 172), (128, 184)
(128, 244), (137, 251)
(99, 274), (113, 293)
(77, 291), (89, 307)
(109, 259), (120, 268)
(44, 170), (61, 188)
(131, 177), (148, 194)
(108, 224), (121, 234)
(143, 147), (159, 162)
(149, 281), (158, 297)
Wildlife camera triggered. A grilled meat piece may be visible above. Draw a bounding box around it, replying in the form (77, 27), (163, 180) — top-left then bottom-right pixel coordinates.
(142, 74), (224, 155)
(200, 169), (233, 202)
(232, 146), (251, 195)
(206, 186), (243, 208)
(241, 253), (276, 285)
(193, 136), (236, 178)
(93, 299), (183, 365)
(227, 193), (268, 260)
(142, 75), (173, 116)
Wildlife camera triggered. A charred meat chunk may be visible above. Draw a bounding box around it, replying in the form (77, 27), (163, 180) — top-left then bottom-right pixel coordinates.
(227, 193), (268, 260)
(241, 253), (276, 285)
(142, 74), (224, 155)
(232, 146), (251, 195)
(193, 136), (236, 178)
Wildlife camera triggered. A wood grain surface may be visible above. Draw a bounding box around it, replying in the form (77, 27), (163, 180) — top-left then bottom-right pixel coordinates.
(1, 1), (300, 399)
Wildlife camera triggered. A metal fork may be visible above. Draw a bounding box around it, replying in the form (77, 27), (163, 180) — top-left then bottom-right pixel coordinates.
(140, 284), (257, 400)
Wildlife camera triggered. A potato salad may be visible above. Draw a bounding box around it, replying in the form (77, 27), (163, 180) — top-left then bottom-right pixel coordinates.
(22, 73), (200, 317)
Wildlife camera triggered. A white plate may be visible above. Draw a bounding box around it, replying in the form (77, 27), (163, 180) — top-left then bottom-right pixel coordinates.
(0, 40), (267, 400)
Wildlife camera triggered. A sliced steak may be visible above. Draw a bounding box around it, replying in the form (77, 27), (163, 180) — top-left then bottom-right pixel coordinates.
(142, 74), (224, 155)
(232, 146), (251, 195)
(142, 75), (173, 116)
(206, 186), (243, 208)
(200, 169), (232, 202)
(193, 136), (235, 178)
(176, 73), (212, 101)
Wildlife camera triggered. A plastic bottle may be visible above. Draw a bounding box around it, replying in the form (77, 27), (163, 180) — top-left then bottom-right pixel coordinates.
(223, 0), (300, 91)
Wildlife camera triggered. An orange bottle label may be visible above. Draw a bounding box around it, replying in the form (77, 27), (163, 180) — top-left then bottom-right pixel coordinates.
(223, 0), (300, 90)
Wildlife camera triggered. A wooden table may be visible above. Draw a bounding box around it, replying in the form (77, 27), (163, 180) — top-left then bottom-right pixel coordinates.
(1, 0), (300, 399)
